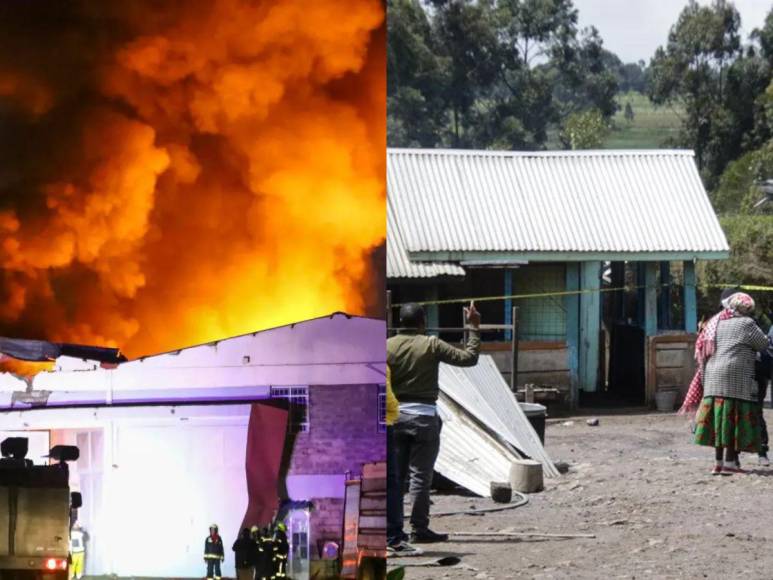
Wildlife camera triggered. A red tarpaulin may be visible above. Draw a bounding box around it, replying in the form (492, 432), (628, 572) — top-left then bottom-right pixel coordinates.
(242, 402), (289, 528)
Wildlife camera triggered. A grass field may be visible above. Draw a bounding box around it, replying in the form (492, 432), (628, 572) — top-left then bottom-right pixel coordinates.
(602, 90), (683, 149)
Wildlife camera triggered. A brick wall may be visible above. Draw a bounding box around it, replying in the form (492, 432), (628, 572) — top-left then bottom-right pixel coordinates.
(289, 384), (385, 477)
(288, 384), (385, 552)
(309, 497), (345, 554)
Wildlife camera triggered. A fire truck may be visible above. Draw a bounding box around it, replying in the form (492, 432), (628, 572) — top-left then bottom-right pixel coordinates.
(0, 437), (81, 580)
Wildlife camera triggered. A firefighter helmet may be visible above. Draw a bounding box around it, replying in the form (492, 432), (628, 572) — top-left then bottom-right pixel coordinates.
(210, 524), (218, 531)
(250, 525), (259, 533)
(277, 522), (287, 532)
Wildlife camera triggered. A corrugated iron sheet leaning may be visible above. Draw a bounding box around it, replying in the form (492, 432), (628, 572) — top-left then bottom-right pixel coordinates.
(434, 354), (559, 497)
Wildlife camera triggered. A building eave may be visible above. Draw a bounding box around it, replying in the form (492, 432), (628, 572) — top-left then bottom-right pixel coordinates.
(408, 250), (730, 263)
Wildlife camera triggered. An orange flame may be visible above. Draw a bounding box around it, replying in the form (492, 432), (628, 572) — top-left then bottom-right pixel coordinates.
(0, 1), (385, 358)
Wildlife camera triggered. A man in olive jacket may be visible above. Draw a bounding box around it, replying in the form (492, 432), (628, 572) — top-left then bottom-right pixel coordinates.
(388, 301), (481, 543)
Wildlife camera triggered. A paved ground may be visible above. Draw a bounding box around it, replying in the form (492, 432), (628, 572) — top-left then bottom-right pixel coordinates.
(391, 410), (773, 580)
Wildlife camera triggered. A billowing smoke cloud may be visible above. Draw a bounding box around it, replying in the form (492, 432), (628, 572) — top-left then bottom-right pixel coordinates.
(0, 0), (385, 357)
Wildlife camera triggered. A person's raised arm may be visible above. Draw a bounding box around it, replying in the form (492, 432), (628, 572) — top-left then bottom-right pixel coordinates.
(432, 302), (481, 367)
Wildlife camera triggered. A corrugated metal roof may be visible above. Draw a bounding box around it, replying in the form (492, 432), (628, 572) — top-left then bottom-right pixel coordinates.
(388, 148), (729, 255)
(436, 392), (524, 498)
(439, 356), (559, 478)
(387, 195), (465, 279)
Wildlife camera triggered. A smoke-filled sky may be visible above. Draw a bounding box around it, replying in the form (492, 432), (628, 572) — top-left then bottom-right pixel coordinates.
(0, 0), (385, 358)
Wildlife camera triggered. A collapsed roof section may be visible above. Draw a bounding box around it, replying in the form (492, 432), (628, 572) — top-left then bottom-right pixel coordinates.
(0, 337), (126, 363)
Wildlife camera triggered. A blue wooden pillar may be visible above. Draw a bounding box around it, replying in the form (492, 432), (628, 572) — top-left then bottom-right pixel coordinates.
(504, 269), (513, 341)
(565, 263), (580, 406)
(658, 262), (672, 330)
(426, 285), (439, 336)
(683, 260), (697, 333)
(644, 262), (658, 336)
(636, 262), (646, 327)
(579, 261), (601, 393)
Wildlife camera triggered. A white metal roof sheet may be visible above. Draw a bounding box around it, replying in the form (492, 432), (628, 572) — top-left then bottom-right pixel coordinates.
(387, 195), (465, 279)
(388, 148), (729, 255)
(439, 355), (559, 478)
(436, 393), (523, 498)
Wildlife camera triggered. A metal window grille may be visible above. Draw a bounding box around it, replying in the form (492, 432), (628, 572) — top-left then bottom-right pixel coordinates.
(270, 386), (310, 433)
(377, 384), (387, 433)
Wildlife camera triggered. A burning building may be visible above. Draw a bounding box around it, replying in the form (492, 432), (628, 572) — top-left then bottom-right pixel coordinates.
(0, 0), (386, 357)
(0, 312), (386, 578)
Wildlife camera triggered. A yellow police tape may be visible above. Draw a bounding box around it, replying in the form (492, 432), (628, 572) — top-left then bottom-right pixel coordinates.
(390, 283), (773, 308)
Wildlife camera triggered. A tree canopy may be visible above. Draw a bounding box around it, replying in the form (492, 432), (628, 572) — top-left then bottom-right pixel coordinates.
(649, 0), (772, 186)
(387, 0), (621, 149)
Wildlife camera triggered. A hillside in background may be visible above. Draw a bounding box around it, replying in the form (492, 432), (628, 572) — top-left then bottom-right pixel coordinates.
(545, 91), (683, 150)
(604, 91), (683, 150)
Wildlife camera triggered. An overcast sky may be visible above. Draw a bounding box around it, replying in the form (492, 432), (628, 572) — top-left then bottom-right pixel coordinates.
(574, 0), (771, 63)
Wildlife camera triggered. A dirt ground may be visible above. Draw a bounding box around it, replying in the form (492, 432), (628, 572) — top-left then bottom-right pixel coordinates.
(391, 409), (773, 580)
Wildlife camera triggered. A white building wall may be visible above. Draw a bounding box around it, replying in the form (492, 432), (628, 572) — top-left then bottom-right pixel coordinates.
(8, 405), (251, 578)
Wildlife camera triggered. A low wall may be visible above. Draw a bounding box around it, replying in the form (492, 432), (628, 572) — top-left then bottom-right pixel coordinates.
(482, 341), (571, 403)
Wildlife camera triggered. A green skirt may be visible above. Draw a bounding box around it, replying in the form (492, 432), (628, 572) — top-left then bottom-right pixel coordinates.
(694, 396), (761, 453)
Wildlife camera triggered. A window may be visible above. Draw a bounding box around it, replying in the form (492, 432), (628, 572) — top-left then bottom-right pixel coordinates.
(513, 264), (567, 341)
(270, 386), (310, 433)
(377, 384), (387, 433)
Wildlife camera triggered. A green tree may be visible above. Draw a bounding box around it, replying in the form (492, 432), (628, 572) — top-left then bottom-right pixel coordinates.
(618, 60), (649, 93)
(479, 1), (618, 148)
(387, 0), (450, 147)
(559, 109), (608, 149)
(700, 215), (773, 308)
(387, 0), (622, 149)
(753, 8), (773, 66)
(550, 27), (620, 119)
(648, 1), (773, 186)
(432, 0), (502, 146)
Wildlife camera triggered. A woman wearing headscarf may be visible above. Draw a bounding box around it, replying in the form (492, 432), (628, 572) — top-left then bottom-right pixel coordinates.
(686, 292), (772, 475)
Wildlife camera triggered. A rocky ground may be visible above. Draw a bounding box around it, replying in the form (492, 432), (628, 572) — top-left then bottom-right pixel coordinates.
(391, 410), (773, 580)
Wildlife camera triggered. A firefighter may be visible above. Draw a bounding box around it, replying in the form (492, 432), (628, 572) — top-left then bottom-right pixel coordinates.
(69, 523), (85, 580)
(204, 524), (225, 580)
(272, 522), (289, 579)
(255, 526), (273, 580)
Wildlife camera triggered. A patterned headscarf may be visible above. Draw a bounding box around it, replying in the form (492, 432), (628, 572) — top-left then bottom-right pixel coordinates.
(678, 292), (755, 415)
(721, 292), (755, 316)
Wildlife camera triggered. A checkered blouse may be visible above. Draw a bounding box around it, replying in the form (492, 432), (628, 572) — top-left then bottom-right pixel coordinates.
(703, 317), (771, 402)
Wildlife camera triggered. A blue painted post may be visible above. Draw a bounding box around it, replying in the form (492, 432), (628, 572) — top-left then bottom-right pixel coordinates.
(659, 262), (672, 330)
(644, 262), (658, 336)
(504, 269), (513, 341)
(579, 261), (601, 393)
(426, 285), (439, 336)
(683, 260), (697, 333)
(636, 262), (646, 327)
(565, 263), (580, 406)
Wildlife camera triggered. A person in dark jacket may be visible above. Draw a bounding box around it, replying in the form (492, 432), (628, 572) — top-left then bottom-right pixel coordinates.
(232, 528), (256, 580)
(754, 309), (773, 465)
(204, 524), (225, 580)
(388, 301), (481, 544)
(272, 522), (289, 579)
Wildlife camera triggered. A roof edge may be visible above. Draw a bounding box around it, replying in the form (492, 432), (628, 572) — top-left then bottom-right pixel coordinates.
(408, 250), (730, 262)
(387, 147), (695, 158)
(133, 312), (385, 361)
